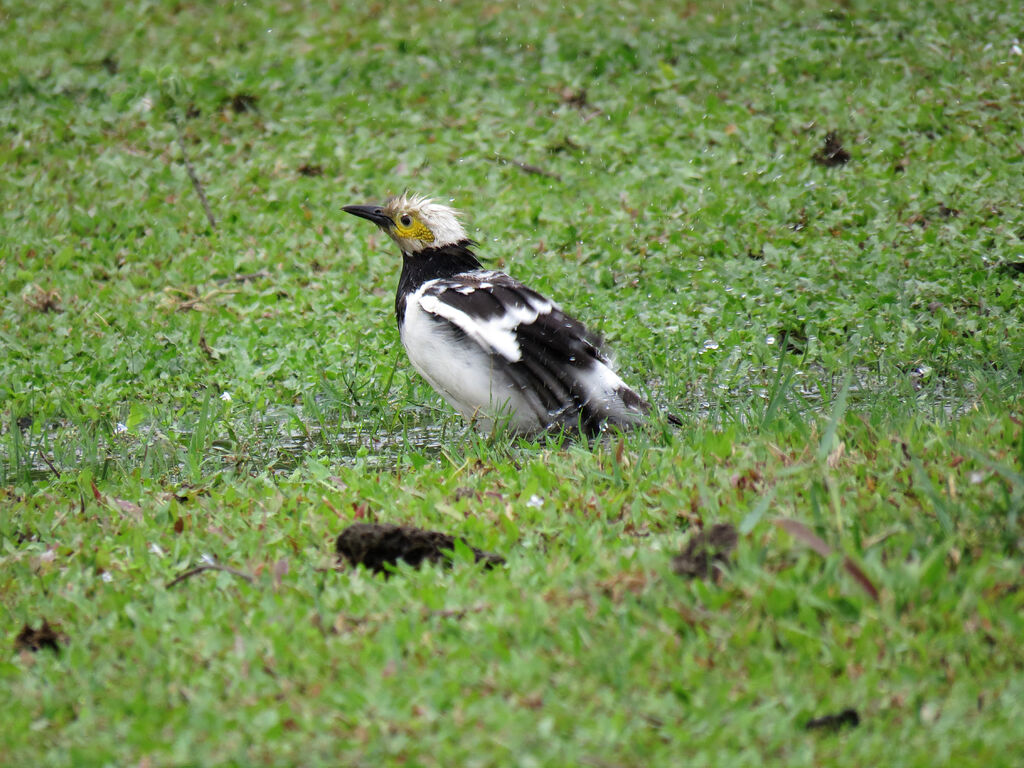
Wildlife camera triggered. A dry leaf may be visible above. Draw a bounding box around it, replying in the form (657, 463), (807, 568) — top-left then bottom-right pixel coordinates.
(774, 518), (879, 601)
(273, 558), (290, 588)
(827, 441), (846, 468)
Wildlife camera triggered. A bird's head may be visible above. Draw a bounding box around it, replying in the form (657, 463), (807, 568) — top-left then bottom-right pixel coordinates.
(343, 193), (470, 254)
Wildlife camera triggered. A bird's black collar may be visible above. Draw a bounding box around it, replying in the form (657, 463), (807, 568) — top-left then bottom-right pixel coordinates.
(396, 240), (482, 324)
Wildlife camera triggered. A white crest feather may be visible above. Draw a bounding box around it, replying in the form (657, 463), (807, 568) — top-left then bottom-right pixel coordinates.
(384, 193), (469, 251)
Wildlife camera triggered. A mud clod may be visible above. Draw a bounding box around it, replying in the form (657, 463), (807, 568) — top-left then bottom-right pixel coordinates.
(336, 523), (505, 575)
(225, 92), (259, 114)
(812, 130), (851, 167)
(15, 620), (63, 653)
(805, 708), (860, 731)
(671, 522), (738, 579)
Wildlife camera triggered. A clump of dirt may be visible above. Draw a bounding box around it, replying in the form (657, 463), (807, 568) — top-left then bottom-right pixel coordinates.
(907, 203), (961, 229)
(559, 86), (591, 109)
(336, 523), (505, 575)
(805, 708), (860, 732)
(812, 130), (851, 167)
(224, 92), (259, 114)
(671, 522), (738, 579)
(24, 286), (62, 313)
(15, 620), (64, 653)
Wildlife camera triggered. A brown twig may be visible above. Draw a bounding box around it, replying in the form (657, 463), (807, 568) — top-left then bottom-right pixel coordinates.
(39, 452), (62, 479)
(774, 518), (880, 602)
(198, 333), (218, 361)
(214, 270), (271, 286)
(166, 564), (256, 588)
(427, 603), (490, 620)
(488, 154), (562, 181)
(174, 123), (217, 229)
(173, 287), (239, 312)
(327, 603), (491, 634)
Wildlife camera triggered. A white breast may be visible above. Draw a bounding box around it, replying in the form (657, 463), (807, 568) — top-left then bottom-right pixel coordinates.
(400, 293), (546, 433)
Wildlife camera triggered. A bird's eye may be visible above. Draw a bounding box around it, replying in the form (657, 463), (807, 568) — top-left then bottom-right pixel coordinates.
(399, 214), (412, 227)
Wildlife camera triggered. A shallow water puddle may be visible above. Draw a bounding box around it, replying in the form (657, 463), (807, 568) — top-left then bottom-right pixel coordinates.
(1, 370), (982, 484)
(2, 405), (451, 484)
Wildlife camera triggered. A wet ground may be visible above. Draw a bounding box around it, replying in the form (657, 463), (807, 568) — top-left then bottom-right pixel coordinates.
(1, 364), (983, 485)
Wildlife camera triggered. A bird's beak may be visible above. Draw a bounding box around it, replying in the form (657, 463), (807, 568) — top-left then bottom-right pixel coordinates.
(342, 204), (393, 229)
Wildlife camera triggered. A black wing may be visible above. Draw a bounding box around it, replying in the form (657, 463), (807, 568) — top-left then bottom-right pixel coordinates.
(416, 270), (623, 431)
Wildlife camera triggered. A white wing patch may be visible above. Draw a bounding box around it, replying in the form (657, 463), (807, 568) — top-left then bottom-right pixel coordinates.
(399, 293), (550, 433)
(414, 278), (554, 363)
(398, 269), (649, 434)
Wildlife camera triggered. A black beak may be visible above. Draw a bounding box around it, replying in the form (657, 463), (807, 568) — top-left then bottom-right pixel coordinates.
(342, 204), (393, 229)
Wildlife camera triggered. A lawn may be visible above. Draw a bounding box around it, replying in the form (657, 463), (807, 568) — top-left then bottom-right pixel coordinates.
(2, 0), (1022, 764)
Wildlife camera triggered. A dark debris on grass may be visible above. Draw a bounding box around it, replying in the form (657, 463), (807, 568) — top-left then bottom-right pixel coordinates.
(671, 522), (738, 579)
(23, 287), (62, 313)
(812, 130), (851, 167)
(99, 55), (118, 75)
(15, 620), (64, 653)
(776, 327), (808, 355)
(336, 523), (506, 575)
(13, 527), (38, 545)
(805, 708), (861, 732)
(223, 92), (259, 114)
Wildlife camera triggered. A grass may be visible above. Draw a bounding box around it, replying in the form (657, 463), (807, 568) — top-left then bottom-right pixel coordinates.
(2, 0), (1023, 764)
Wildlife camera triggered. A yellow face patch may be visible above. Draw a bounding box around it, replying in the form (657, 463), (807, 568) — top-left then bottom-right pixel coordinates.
(392, 213), (434, 243)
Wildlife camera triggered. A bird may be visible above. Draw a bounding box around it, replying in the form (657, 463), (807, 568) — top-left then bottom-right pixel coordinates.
(342, 192), (671, 436)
